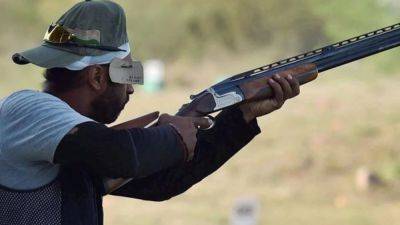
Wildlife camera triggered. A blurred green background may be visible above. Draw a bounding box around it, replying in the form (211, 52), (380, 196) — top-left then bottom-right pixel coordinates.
(1, 0), (400, 225)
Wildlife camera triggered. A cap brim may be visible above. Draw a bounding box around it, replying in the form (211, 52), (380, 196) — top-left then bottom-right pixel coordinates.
(12, 44), (84, 69)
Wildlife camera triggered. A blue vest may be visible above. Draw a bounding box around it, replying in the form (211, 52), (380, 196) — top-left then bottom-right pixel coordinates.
(0, 166), (104, 225)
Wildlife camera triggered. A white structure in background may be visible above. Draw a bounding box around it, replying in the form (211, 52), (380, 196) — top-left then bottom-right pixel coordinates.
(143, 59), (165, 92)
(355, 167), (382, 191)
(230, 197), (260, 225)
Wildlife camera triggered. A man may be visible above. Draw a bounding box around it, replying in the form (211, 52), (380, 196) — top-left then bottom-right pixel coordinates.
(0, 1), (302, 225)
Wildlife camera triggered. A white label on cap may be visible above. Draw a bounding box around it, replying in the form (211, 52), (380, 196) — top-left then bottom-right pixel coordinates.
(66, 27), (101, 43)
(109, 57), (144, 85)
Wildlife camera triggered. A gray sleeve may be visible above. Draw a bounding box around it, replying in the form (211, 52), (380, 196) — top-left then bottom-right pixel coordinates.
(0, 90), (93, 163)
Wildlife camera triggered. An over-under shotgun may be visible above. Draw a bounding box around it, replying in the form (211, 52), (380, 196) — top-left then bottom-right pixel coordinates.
(106, 23), (400, 194)
(177, 23), (400, 117)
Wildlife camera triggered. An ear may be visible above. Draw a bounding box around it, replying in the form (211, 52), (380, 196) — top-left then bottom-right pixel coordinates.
(86, 65), (109, 92)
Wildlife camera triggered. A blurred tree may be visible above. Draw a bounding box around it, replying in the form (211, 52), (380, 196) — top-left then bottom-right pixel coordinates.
(310, 0), (397, 39)
(0, 0), (398, 69)
(120, 0), (326, 60)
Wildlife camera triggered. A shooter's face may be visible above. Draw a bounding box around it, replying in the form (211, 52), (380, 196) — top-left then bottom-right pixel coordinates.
(91, 80), (134, 124)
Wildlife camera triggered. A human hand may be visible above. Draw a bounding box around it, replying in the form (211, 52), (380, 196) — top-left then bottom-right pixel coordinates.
(157, 114), (211, 161)
(239, 72), (300, 123)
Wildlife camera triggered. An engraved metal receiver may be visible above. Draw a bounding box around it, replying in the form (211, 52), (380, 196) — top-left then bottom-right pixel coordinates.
(206, 88), (244, 111)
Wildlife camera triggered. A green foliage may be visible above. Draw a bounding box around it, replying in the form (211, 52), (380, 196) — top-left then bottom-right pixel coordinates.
(310, 0), (398, 39)
(309, 0), (400, 72)
(119, 0), (327, 60)
(0, 0), (399, 88)
(1, 0), (398, 64)
(379, 162), (400, 181)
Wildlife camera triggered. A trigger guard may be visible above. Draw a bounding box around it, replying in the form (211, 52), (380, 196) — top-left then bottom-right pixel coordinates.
(200, 115), (216, 131)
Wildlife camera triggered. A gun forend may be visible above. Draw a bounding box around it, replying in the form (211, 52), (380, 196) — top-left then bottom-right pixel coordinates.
(239, 64), (318, 102)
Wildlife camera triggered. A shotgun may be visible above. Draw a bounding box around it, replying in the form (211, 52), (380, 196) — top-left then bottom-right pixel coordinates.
(106, 23), (400, 194)
(177, 23), (400, 117)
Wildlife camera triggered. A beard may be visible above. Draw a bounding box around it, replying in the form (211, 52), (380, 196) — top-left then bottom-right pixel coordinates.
(90, 87), (127, 124)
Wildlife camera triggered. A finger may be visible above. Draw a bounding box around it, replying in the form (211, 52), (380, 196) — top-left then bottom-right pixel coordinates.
(268, 78), (283, 104)
(273, 74), (292, 99)
(287, 74), (300, 97)
(192, 117), (212, 129)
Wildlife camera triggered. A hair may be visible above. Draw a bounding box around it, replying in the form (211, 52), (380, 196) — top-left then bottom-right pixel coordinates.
(42, 67), (86, 94)
(42, 65), (111, 94)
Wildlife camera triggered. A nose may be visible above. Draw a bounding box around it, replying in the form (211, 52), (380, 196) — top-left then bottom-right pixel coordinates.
(127, 84), (134, 95)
